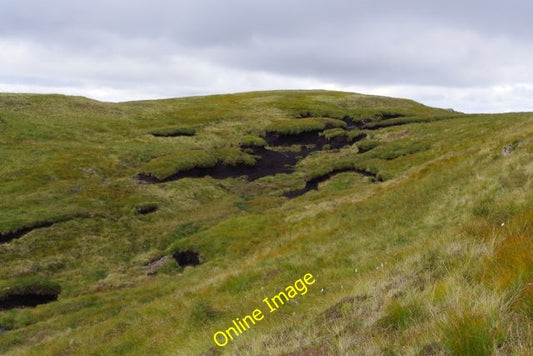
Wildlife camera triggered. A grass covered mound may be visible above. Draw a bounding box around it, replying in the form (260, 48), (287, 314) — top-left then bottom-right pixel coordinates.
(265, 117), (346, 135)
(362, 114), (459, 129)
(0, 211), (89, 243)
(0, 90), (532, 354)
(138, 150), (218, 181)
(150, 126), (196, 137)
(320, 128), (366, 143)
(240, 135), (267, 147)
(0, 277), (61, 310)
(137, 147), (259, 182)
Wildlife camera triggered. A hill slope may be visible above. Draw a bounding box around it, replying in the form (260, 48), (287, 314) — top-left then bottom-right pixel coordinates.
(0, 90), (532, 355)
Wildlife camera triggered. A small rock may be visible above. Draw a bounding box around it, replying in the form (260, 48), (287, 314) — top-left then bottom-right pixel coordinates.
(502, 145), (514, 157)
(142, 255), (170, 276)
(81, 167), (99, 176)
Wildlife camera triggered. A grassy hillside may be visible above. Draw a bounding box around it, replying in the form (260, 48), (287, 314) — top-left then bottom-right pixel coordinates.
(0, 90), (532, 355)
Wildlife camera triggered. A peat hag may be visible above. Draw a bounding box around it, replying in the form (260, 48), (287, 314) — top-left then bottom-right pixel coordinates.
(0, 278), (62, 310)
(135, 203), (159, 215)
(150, 127), (196, 137)
(284, 167), (382, 199)
(136, 146), (299, 183)
(263, 129), (327, 147)
(377, 112), (405, 120)
(341, 116), (359, 130)
(172, 250), (201, 267)
(137, 126), (366, 184)
(0, 213), (88, 244)
(0, 293), (59, 310)
(0, 221), (57, 244)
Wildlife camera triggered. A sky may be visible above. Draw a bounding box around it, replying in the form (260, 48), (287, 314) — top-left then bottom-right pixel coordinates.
(1, 1), (533, 113)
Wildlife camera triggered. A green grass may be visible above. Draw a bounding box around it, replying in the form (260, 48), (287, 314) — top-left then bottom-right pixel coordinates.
(376, 299), (425, 331)
(0, 90), (532, 355)
(320, 127), (347, 140)
(240, 135), (267, 147)
(150, 126), (196, 137)
(441, 312), (503, 356)
(362, 114), (460, 129)
(370, 140), (431, 160)
(356, 138), (379, 153)
(265, 117), (346, 135)
(139, 150), (218, 180)
(320, 128), (365, 142)
(0, 277), (61, 299)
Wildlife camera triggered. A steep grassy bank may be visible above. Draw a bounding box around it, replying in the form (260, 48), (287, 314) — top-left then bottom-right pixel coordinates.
(0, 90), (532, 355)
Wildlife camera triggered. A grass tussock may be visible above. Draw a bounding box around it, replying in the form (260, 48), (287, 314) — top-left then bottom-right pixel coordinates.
(150, 126), (196, 137)
(376, 299), (425, 331)
(356, 139), (379, 153)
(266, 117), (346, 135)
(189, 300), (220, 326)
(138, 150), (217, 180)
(0, 277), (61, 311)
(486, 233), (533, 289)
(0, 277), (61, 299)
(363, 114), (459, 129)
(240, 135), (267, 147)
(440, 311), (503, 356)
(371, 140), (430, 160)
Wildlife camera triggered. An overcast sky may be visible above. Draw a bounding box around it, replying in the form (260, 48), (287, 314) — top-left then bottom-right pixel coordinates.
(2, 1), (533, 112)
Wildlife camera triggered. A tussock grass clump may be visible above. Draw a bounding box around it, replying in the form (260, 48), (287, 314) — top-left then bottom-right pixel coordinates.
(376, 299), (424, 331)
(167, 213), (279, 260)
(0, 309), (34, 330)
(320, 128), (347, 140)
(347, 129), (367, 142)
(320, 128), (366, 142)
(471, 199), (518, 224)
(0, 277), (62, 298)
(357, 139), (379, 153)
(0, 211), (89, 243)
(0, 277), (61, 310)
(240, 135), (267, 147)
(375, 111), (405, 120)
(212, 147), (257, 166)
(486, 233), (533, 289)
(189, 300), (219, 326)
(461, 217), (495, 241)
(363, 114), (459, 129)
(440, 311), (502, 356)
(166, 223), (200, 242)
(513, 284), (533, 319)
(218, 271), (262, 293)
(266, 118), (346, 135)
(372, 140), (430, 160)
(158, 224), (201, 250)
(150, 126), (196, 137)
(138, 150), (217, 181)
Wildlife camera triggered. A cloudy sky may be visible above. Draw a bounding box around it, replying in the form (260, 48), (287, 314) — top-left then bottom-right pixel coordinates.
(1, 0), (533, 112)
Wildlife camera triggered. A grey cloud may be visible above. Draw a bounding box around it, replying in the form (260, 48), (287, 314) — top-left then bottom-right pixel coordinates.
(1, 0), (533, 112)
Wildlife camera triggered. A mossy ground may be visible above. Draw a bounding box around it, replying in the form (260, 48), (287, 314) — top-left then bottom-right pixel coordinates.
(0, 90), (532, 355)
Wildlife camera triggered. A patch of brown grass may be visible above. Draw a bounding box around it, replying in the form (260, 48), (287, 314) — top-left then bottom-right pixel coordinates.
(485, 233), (533, 289)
